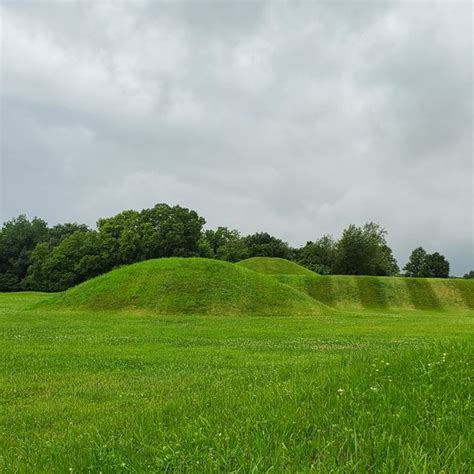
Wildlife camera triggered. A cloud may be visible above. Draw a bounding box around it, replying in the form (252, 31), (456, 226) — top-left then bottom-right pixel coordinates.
(1, 1), (472, 274)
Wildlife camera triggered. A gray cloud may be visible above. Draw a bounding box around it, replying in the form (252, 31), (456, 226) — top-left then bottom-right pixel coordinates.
(1, 1), (472, 275)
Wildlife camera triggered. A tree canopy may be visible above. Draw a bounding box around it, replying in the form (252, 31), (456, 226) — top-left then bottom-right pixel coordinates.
(403, 247), (450, 278)
(332, 223), (399, 276)
(0, 203), (454, 292)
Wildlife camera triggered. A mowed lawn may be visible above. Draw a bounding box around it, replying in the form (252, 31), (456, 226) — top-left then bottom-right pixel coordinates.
(0, 292), (472, 472)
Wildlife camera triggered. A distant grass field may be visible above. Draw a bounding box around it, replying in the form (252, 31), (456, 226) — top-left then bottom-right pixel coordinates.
(1, 290), (473, 472)
(1, 259), (473, 471)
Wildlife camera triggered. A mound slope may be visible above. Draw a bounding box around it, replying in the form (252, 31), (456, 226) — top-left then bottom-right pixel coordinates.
(237, 257), (317, 276)
(276, 274), (474, 311)
(48, 258), (323, 316)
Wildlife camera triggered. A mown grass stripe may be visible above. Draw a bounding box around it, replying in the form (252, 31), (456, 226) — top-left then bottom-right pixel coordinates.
(404, 278), (442, 310)
(355, 276), (389, 310)
(453, 280), (474, 309)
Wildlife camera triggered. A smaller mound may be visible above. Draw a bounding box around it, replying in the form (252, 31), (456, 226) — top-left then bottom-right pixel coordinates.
(277, 274), (474, 311)
(47, 258), (323, 316)
(238, 257), (317, 276)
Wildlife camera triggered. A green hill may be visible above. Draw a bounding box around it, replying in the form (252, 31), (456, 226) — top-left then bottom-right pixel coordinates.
(237, 257), (317, 276)
(47, 258), (323, 316)
(276, 273), (474, 311)
(234, 257), (473, 311)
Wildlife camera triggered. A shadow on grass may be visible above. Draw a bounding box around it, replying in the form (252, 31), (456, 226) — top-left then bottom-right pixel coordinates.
(310, 277), (336, 306)
(355, 276), (389, 309)
(454, 281), (474, 309)
(404, 279), (442, 310)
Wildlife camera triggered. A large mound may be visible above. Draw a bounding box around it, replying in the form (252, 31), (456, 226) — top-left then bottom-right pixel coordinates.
(48, 258), (323, 316)
(237, 257), (317, 276)
(276, 274), (474, 311)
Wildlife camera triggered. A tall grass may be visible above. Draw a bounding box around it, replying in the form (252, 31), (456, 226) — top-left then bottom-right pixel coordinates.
(0, 292), (472, 472)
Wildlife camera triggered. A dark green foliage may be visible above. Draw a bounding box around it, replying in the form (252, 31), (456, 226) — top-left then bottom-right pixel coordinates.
(464, 270), (474, 279)
(217, 237), (250, 262)
(333, 223), (399, 276)
(140, 204), (205, 257)
(25, 204), (207, 292)
(203, 227), (237, 256)
(24, 231), (112, 292)
(0, 215), (49, 290)
(0, 204), (457, 292)
(425, 252), (450, 278)
(404, 247), (450, 278)
(0, 216), (90, 291)
(297, 235), (335, 274)
(403, 247), (428, 276)
(0, 272), (19, 291)
(98, 203), (206, 264)
(47, 223), (89, 247)
(243, 232), (293, 260)
(203, 227), (249, 261)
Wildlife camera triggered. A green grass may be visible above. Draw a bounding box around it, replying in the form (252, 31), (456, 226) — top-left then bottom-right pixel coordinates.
(1, 291), (473, 472)
(275, 273), (474, 311)
(238, 257), (474, 311)
(47, 258), (324, 316)
(238, 257), (318, 276)
(48, 257), (474, 314)
(1, 258), (473, 471)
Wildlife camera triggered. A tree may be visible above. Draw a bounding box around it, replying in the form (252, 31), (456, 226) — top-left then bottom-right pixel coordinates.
(24, 230), (112, 291)
(244, 232), (293, 260)
(464, 270), (474, 279)
(97, 204), (206, 264)
(333, 223), (399, 276)
(425, 252), (449, 278)
(297, 235), (336, 274)
(202, 227), (249, 261)
(96, 210), (143, 266)
(204, 227), (238, 256)
(403, 247), (428, 277)
(403, 247), (450, 278)
(47, 223), (89, 247)
(216, 235), (249, 262)
(140, 204), (206, 258)
(0, 215), (49, 290)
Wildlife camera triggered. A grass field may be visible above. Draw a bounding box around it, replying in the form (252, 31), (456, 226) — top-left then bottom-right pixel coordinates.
(0, 259), (473, 472)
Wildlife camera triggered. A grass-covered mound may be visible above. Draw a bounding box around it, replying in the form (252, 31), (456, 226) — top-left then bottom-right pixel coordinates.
(277, 274), (474, 311)
(237, 257), (317, 276)
(48, 258), (323, 316)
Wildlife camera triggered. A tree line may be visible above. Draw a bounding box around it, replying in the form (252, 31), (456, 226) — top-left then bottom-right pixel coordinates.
(0, 203), (461, 292)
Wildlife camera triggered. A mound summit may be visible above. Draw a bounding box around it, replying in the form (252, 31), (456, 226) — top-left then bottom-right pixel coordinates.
(237, 257), (317, 276)
(49, 258), (323, 316)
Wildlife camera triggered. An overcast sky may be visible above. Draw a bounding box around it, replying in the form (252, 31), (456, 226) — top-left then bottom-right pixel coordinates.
(1, 1), (472, 275)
